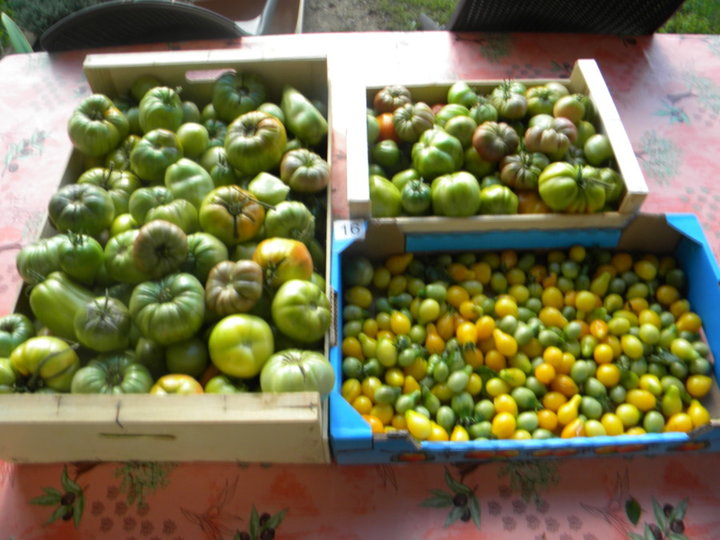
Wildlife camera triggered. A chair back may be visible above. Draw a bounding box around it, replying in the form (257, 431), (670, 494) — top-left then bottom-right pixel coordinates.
(39, 0), (253, 52)
(447, 0), (685, 34)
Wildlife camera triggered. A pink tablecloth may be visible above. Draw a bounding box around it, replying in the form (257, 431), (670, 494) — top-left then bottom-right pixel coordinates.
(1, 31), (720, 539)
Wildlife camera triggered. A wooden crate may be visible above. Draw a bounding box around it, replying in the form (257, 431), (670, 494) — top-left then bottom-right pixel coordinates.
(1, 49), (332, 464)
(347, 59), (648, 230)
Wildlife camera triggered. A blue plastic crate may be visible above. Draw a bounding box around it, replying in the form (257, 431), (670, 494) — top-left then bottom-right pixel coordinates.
(329, 213), (720, 464)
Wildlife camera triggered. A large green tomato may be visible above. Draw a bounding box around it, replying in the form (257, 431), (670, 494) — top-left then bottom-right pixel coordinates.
(145, 199), (199, 234)
(70, 352), (153, 394)
(130, 129), (183, 183)
(48, 183), (115, 237)
(73, 295), (131, 352)
(260, 349), (335, 397)
(538, 162), (606, 213)
(199, 185), (266, 246)
(67, 94), (129, 157)
(10, 336), (80, 392)
(263, 201), (316, 244)
(208, 313), (275, 378)
(281, 85), (328, 146)
(0, 313), (35, 357)
(411, 128), (464, 180)
(77, 167), (142, 216)
(212, 71), (267, 123)
(132, 220), (188, 279)
(15, 235), (64, 285)
(128, 185), (174, 225)
(57, 232), (104, 285)
(104, 230), (153, 285)
(430, 171), (481, 217)
(29, 271), (94, 341)
(138, 86), (184, 133)
(271, 279), (331, 344)
(479, 184), (519, 215)
(369, 174), (402, 218)
(279, 148), (330, 193)
(164, 158), (215, 209)
(205, 259), (264, 316)
(129, 273), (205, 346)
(224, 111), (287, 177)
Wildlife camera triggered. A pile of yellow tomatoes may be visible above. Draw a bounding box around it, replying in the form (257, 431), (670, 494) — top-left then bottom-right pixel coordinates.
(340, 245), (714, 442)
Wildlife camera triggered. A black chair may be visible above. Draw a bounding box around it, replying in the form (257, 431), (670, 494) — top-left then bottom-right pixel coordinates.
(38, 0), (279, 52)
(420, 0), (686, 35)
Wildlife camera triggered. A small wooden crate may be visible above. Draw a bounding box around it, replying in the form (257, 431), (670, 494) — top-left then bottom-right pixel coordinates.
(0, 49), (332, 464)
(347, 59), (648, 230)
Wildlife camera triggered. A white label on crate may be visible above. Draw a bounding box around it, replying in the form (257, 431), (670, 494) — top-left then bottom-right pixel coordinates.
(333, 219), (366, 242)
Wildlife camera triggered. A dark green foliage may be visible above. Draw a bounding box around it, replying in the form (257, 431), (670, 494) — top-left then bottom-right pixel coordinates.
(659, 0), (720, 33)
(7, 0), (102, 36)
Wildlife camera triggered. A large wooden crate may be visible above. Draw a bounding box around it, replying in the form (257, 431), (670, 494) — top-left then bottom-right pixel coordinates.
(347, 59), (648, 230)
(0, 49), (332, 464)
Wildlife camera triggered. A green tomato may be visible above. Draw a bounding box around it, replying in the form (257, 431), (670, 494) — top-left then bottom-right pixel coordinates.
(165, 336), (209, 379)
(145, 199), (199, 234)
(369, 174), (402, 218)
(447, 81), (479, 108)
(132, 219), (188, 279)
(411, 128), (464, 180)
(128, 185), (174, 225)
(401, 179), (432, 216)
(479, 184), (519, 215)
(0, 313), (35, 357)
(263, 201), (316, 244)
(280, 84), (328, 146)
(29, 271), (95, 341)
(77, 167), (142, 216)
(225, 111), (287, 177)
(11, 336), (80, 392)
(204, 374), (248, 394)
(212, 71), (267, 123)
(181, 232), (229, 283)
(271, 279), (331, 344)
(129, 273), (205, 346)
(130, 128), (183, 183)
(209, 313), (275, 378)
(48, 183), (115, 237)
(430, 171), (481, 217)
(57, 232), (104, 285)
(164, 158), (215, 209)
(205, 259), (264, 316)
(74, 295), (131, 352)
(67, 94), (129, 157)
(176, 122), (210, 159)
(279, 148), (330, 193)
(15, 235), (64, 286)
(392, 102), (434, 143)
(104, 230), (152, 285)
(584, 134), (614, 166)
(538, 162), (606, 213)
(199, 185), (266, 246)
(138, 86), (184, 133)
(71, 351), (153, 394)
(260, 349), (335, 397)
(0, 357), (17, 393)
(247, 172), (290, 205)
